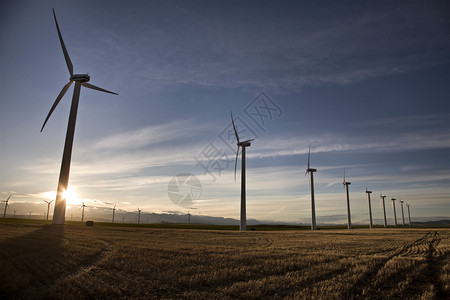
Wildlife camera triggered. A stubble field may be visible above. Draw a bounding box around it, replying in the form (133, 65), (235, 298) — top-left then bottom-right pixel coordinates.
(0, 222), (449, 299)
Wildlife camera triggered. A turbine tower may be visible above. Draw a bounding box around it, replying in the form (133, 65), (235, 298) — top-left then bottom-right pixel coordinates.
(305, 146), (317, 230)
(2, 195), (12, 218)
(406, 203), (412, 226)
(41, 9), (118, 225)
(112, 204), (116, 224)
(81, 202), (87, 222)
(343, 169), (352, 229)
(43, 199), (54, 221)
(380, 194), (387, 227)
(137, 208), (141, 224)
(231, 112), (253, 231)
(400, 200), (405, 226)
(391, 198), (397, 226)
(365, 186), (373, 229)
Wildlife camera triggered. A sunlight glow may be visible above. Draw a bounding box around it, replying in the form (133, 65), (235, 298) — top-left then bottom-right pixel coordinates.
(62, 188), (82, 205)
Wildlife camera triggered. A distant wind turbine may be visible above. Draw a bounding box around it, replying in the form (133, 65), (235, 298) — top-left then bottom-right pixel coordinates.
(343, 169), (352, 229)
(137, 208), (141, 224)
(112, 204), (117, 224)
(305, 146), (317, 230)
(81, 202), (87, 222)
(400, 200), (405, 226)
(365, 186), (373, 229)
(380, 194), (387, 228)
(2, 195), (12, 218)
(391, 198), (397, 226)
(406, 203), (412, 226)
(43, 199), (54, 221)
(41, 9), (118, 225)
(231, 112), (254, 231)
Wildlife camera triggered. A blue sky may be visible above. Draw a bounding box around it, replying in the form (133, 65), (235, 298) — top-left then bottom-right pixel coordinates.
(1, 0), (449, 224)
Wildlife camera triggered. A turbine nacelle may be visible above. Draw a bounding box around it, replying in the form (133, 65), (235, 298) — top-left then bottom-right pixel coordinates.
(70, 74), (90, 82)
(306, 168), (317, 173)
(238, 140), (252, 147)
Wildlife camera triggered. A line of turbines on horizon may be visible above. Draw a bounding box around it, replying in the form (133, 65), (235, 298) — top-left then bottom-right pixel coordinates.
(0, 196), (195, 225)
(231, 113), (414, 230)
(5, 9), (415, 230)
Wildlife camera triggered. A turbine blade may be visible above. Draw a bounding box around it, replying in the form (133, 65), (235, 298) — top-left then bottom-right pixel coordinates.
(81, 82), (118, 95)
(307, 145), (311, 170)
(41, 81), (73, 132)
(231, 112), (240, 144)
(6, 195), (11, 201)
(234, 145), (240, 182)
(53, 9), (73, 76)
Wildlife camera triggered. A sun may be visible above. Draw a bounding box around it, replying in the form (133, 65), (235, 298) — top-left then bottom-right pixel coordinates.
(63, 187), (82, 205)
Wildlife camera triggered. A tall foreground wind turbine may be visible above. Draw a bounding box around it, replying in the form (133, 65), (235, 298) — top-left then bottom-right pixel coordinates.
(380, 194), (387, 227)
(231, 112), (253, 231)
(41, 9), (118, 225)
(391, 198), (397, 226)
(305, 146), (317, 230)
(343, 170), (352, 229)
(365, 187), (373, 229)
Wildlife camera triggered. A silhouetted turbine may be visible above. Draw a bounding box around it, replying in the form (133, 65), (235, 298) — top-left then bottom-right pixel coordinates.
(231, 112), (253, 231)
(41, 9), (118, 225)
(406, 203), (412, 226)
(365, 186), (373, 229)
(399, 200), (405, 226)
(43, 199), (54, 220)
(112, 204), (116, 224)
(391, 198), (397, 226)
(380, 194), (387, 228)
(305, 146), (317, 230)
(137, 208), (141, 224)
(2, 195), (12, 218)
(343, 169), (352, 229)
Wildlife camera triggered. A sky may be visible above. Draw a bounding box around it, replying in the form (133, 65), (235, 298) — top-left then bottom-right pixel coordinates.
(1, 0), (449, 224)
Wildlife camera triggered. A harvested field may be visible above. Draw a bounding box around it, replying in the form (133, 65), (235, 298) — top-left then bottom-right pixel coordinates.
(0, 222), (449, 299)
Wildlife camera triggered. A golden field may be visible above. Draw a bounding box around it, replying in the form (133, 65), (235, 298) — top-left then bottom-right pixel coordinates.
(0, 221), (449, 299)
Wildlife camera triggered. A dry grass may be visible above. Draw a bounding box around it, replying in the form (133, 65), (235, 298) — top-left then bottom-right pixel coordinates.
(0, 222), (449, 299)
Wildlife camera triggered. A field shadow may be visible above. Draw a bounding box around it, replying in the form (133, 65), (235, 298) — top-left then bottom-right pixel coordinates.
(0, 225), (65, 299)
(344, 231), (449, 299)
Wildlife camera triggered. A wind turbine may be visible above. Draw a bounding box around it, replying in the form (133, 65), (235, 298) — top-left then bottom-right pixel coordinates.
(406, 203), (412, 226)
(81, 202), (87, 222)
(380, 194), (387, 228)
(343, 169), (352, 229)
(137, 208), (141, 224)
(305, 146), (317, 230)
(231, 112), (253, 231)
(112, 204), (117, 224)
(365, 186), (373, 229)
(43, 199), (54, 221)
(400, 200), (405, 226)
(391, 198), (397, 226)
(41, 9), (118, 225)
(2, 195), (12, 218)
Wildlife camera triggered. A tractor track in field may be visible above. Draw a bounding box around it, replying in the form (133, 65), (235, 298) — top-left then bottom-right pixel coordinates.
(56, 239), (116, 283)
(344, 231), (449, 299)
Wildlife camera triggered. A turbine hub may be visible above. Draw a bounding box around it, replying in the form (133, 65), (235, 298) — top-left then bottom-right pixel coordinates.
(70, 74), (90, 82)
